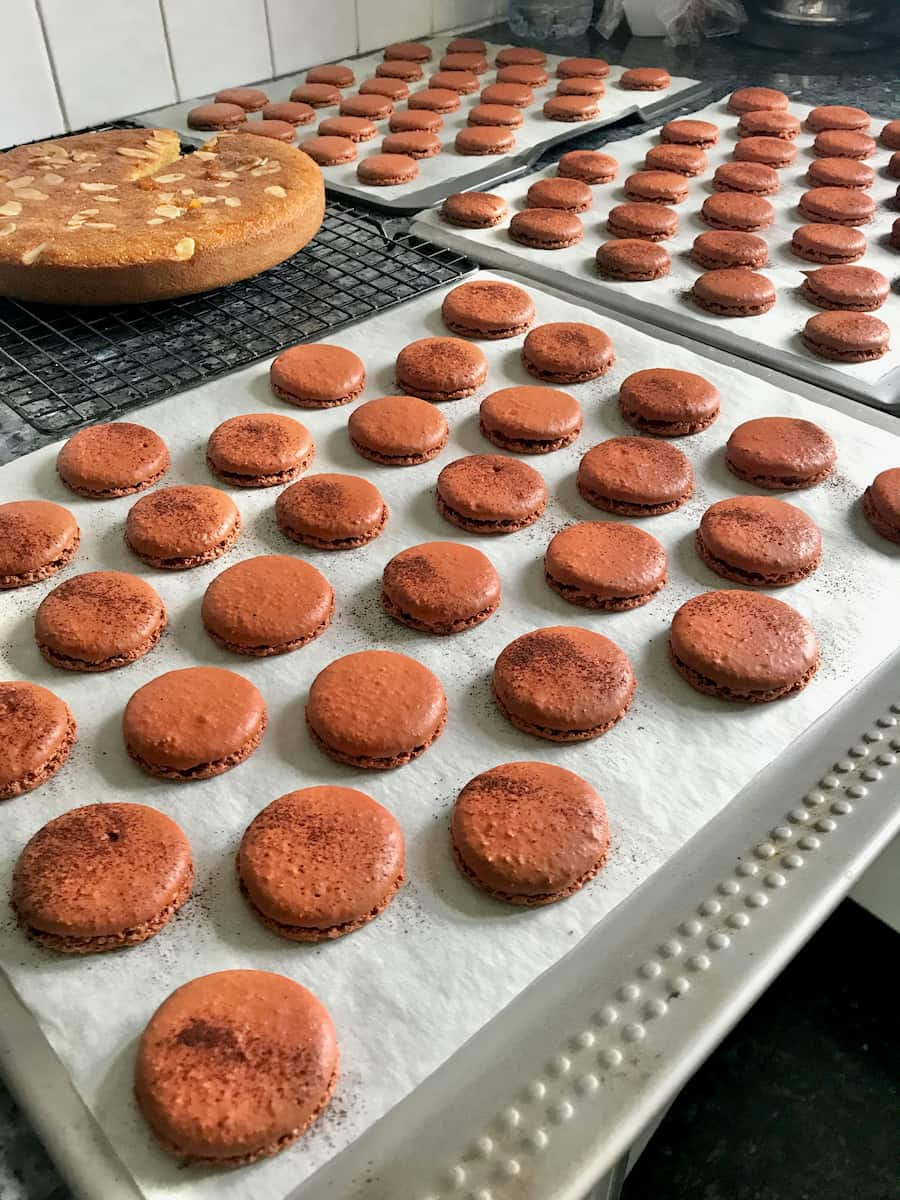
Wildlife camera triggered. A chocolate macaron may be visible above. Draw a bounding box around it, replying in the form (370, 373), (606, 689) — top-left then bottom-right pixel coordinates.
(262, 101), (315, 126)
(645, 143), (707, 176)
(206, 413), (314, 487)
(436, 454), (547, 534)
(348, 395), (449, 466)
(557, 57), (609, 78)
(509, 208), (583, 249)
(187, 103), (246, 131)
(670, 590), (819, 703)
(557, 149), (618, 183)
(737, 110), (801, 139)
(318, 116), (377, 142)
(495, 47), (546, 67)
(135, 970), (338, 1165)
(408, 88), (460, 113)
(691, 231), (768, 270)
(497, 64), (549, 87)
(35, 571), (166, 671)
(455, 126), (516, 155)
(557, 76), (605, 97)
(381, 130), (441, 158)
(441, 191), (507, 227)
(620, 66), (670, 90)
(0, 500), (79, 589)
(624, 170), (689, 205)
(700, 192), (774, 231)
(791, 224), (866, 264)
(807, 157), (874, 189)
(596, 238), (671, 281)
(733, 136), (797, 168)
(13, 803), (193, 953)
(863, 468), (900, 544)
(801, 311), (889, 362)
(238, 787), (404, 940)
(381, 541), (500, 633)
(661, 119), (719, 147)
(881, 120), (900, 149)
(306, 649), (446, 768)
(358, 152), (421, 185)
(57, 422), (169, 498)
(801, 265), (889, 311)
(0, 681), (75, 800)
(125, 485), (240, 569)
(307, 64), (355, 86)
(479, 385), (582, 453)
(577, 437), (693, 516)
(440, 280), (535, 339)
(451, 762), (610, 906)
(526, 177), (593, 212)
(813, 130), (876, 159)
(713, 162), (779, 195)
(299, 135), (357, 165)
(276, 473), (387, 549)
(246, 119), (297, 142)
(291, 83), (341, 107)
(123, 666), (266, 781)
(396, 336), (488, 401)
(467, 103), (524, 127)
(728, 87), (789, 114)
(607, 202), (678, 241)
(430, 70), (479, 95)
(543, 94), (600, 121)
(492, 626), (635, 742)
(691, 269), (776, 317)
(270, 343), (365, 408)
(545, 521), (667, 610)
(390, 108), (441, 132)
(202, 555), (333, 655)
(696, 496), (822, 586)
(522, 322), (614, 383)
(807, 105), (870, 132)
(384, 41), (432, 62)
(725, 416), (836, 489)
(215, 87), (268, 111)
(618, 367), (720, 436)
(798, 187), (875, 225)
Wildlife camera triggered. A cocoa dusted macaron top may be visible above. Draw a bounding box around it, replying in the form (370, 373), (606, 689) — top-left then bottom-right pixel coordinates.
(125, 485), (240, 568)
(0, 681), (75, 799)
(35, 570), (166, 671)
(0, 500), (80, 588)
(135, 969), (339, 1164)
(436, 454), (547, 532)
(726, 416), (836, 488)
(382, 541), (501, 634)
(697, 495), (822, 587)
(440, 280), (535, 339)
(57, 422), (169, 498)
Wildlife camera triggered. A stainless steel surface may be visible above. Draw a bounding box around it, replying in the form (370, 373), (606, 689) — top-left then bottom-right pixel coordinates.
(761, 0), (873, 24)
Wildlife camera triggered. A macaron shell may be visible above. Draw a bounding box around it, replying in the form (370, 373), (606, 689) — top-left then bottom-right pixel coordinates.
(238, 787), (404, 936)
(13, 802), (193, 947)
(57, 423), (169, 497)
(670, 590), (819, 702)
(492, 625), (635, 740)
(801, 265), (889, 311)
(509, 208), (584, 249)
(802, 311), (890, 362)
(618, 368), (720, 435)
(522, 322), (614, 383)
(479, 385), (582, 452)
(201, 555), (334, 654)
(270, 344), (365, 407)
(396, 336), (488, 401)
(35, 571), (167, 670)
(436, 454), (547, 531)
(440, 280), (535, 338)
(577, 437), (693, 515)
(545, 521), (667, 609)
(381, 541), (500, 633)
(557, 149), (618, 182)
(275, 473), (387, 548)
(135, 970), (338, 1164)
(451, 762), (610, 904)
(124, 485), (240, 568)
(696, 496), (822, 586)
(123, 666), (267, 778)
(596, 238), (671, 281)
(0, 681), (75, 799)
(306, 649), (447, 767)
(863, 467), (900, 544)
(725, 417), (836, 488)
(348, 394), (449, 464)
(206, 413), (314, 485)
(442, 191), (506, 226)
(0, 500), (80, 588)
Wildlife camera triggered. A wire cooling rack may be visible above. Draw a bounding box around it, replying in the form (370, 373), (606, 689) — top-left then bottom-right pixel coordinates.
(0, 124), (474, 440)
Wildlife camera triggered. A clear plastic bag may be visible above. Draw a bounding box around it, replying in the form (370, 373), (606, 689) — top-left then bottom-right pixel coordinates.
(596, 0), (747, 44)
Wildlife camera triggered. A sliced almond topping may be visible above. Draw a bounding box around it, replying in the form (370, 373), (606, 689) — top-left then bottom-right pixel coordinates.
(192, 151), (216, 161)
(94, 194), (120, 203)
(153, 173), (184, 183)
(0, 222), (16, 238)
(71, 150), (98, 161)
(7, 176), (35, 190)
(154, 204), (185, 219)
(15, 188), (49, 201)
(21, 242), (49, 265)
(212, 181), (231, 189)
(0, 201), (22, 218)
(43, 172), (65, 185)
(173, 236), (195, 260)
(147, 217), (165, 225)
(79, 181), (118, 192)
(250, 161), (282, 176)
(265, 184), (287, 198)
(224, 196), (242, 207)
(116, 146), (156, 159)
(181, 187), (195, 195)
(82, 221), (116, 230)
(214, 169), (238, 180)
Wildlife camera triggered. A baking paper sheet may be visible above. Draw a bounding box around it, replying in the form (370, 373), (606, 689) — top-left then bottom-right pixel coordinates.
(414, 99), (900, 405)
(139, 34), (701, 209)
(1, 272), (899, 1200)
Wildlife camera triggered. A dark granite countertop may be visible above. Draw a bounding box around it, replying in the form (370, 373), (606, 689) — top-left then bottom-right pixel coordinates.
(2, 11), (899, 1198)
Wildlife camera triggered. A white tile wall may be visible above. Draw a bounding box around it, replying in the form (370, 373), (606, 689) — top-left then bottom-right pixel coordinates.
(356, 0), (432, 54)
(265, 0), (358, 77)
(0, 0), (64, 145)
(3, 0), (493, 146)
(161, 0), (273, 99)
(38, 0), (176, 129)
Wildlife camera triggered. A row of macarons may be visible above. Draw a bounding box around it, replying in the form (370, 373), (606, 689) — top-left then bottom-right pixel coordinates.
(7, 748), (612, 1163)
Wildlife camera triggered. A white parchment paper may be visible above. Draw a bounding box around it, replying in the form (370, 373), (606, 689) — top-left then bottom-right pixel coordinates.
(1, 272), (898, 1200)
(414, 99), (900, 402)
(141, 34), (700, 206)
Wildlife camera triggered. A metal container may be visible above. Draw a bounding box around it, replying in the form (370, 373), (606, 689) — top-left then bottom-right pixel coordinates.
(761, 0), (873, 23)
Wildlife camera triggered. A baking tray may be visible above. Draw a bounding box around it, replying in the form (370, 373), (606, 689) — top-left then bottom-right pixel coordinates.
(1, 272), (899, 1200)
(137, 34), (707, 214)
(413, 97), (900, 411)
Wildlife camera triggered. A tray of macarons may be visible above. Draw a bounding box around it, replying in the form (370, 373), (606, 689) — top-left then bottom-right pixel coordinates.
(137, 33), (706, 213)
(1, 271), (898, 1200)
(413, 91), (900, 409)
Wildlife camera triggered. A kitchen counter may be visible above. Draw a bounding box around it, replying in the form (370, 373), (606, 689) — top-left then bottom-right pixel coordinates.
(2, 12), (898, 1199)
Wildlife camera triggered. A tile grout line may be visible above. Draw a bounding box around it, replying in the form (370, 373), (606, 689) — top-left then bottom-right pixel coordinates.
(155, 0), (181, 104)
(33, 0), (70, 133)
(261, 0), (277, 83)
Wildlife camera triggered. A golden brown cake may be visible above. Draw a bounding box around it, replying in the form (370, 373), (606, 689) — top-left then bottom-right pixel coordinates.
(0, 127), (324, 304)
